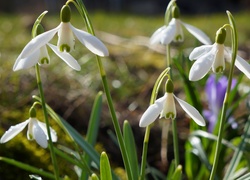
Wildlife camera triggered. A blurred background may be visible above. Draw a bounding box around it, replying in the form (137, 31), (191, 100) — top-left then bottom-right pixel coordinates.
(0, 0), (250, 179)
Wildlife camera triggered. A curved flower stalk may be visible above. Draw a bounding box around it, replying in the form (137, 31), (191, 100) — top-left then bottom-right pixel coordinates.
(189, 28), (250, 81)
(139, 79), (205, 127)
(13, 4), (108, 71)
(0, 108), (57, 148)
(150, 6), (211, 45)
(203, 74), (237, 132)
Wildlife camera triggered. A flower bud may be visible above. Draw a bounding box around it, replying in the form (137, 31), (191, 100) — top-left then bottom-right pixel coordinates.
(60, 5), (71, 23)
(34, 24), (44, 37)
(29, 107), (36, 118)
(215, 28), (226, 44)
(172, 6), (180, 18)
(165, 79), (174, 93)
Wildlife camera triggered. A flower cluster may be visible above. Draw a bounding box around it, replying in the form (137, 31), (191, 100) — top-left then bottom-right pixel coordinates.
(13, 5), (109, 71)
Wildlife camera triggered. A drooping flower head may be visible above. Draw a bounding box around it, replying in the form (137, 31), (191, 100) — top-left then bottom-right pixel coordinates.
(0, 107), (57, 148)
(150, 4), (211, 45)
(189, 27), (250, 81)
(139, 79), (205, 127)
(13, 4), (109, 71)
(203, 74), (237, 132)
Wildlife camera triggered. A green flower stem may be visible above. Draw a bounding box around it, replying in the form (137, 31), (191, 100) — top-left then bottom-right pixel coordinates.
(96, 58), (133, 180)
(209, 11), (238, 180)
(35, 64), (60, 180)
(172, 118), (179, 167)
(139, 125), (151, 180)
(70, 1), (133, 179)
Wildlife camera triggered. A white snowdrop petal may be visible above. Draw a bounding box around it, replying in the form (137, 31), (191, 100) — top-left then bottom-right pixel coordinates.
(13, 49), (40, 71)
(189, 45), (213, 60)
(160, 19), (176, 45)
(32, 120), (48, 148)
(150, 26), (167, 44)
(48, 43), (81, 71)
(18, 25), (60, 59)
(139, 94), (166, 127)
(70, 24), (109, 56)
(182, 22), (212, 45)
(38, 121), (58, 142)
(235, 55), (250, 79)
(173, 19), (184, 42)
(174, 95), (206, 126)
(139, 103), (162, 127)
(189, 52), (214, 81)
(0, 120), (29, 143)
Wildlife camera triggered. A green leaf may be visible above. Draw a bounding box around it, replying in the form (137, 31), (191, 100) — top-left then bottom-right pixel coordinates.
(83, 92), (103, 178)
(171, 165), (182, 180)
(0, 156), (55, 179)
(235, 171), (250, 180)
(100, 152), (112, 180)
(224, 116), (250, 179)
(123, 120), (139, 180)
(90, 173), (99, 180)
(86, 91), (102, 146)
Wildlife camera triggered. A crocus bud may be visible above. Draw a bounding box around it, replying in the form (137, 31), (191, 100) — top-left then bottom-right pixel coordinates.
(60, 5), (71, 23)
(215, 28), (226, 44)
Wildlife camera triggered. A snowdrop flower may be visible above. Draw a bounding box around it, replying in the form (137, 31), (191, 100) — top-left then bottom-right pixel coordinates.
(203, 74), (237, 132)
(139, 79), (205, 127)
(150, 6), (211, 45)
(0, 107), (57, 148)
(13, 5), (108, 71)
(189, 28), (250, 81)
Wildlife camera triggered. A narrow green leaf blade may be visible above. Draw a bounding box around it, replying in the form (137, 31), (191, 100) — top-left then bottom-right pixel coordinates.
(0, 156), (55, 179)
(100, 152), (112, 180)
(123, 120), (139, 180)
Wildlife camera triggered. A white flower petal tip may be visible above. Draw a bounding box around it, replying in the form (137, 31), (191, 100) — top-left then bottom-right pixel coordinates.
(139, 103), (162, 127)
(189, 45), (213, 60)
(69, 24), (109, 57)
(182, 22), (212, 45)
(235, 55), (250, 79)
(18, 26), (60, 60)
(0, 120), (29, 143)
(139, 95), (166, 127)
(38, 121), (58, 142)
(150, 19), (176, 45)
(32, 122), (48, 148)
(48, 43), (81, 71)
(174, 95), (206, 126)
(189, 53), (214, 81)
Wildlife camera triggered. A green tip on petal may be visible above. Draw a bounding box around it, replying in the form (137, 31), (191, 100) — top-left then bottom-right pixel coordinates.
(60, 44), (71, 52)
(39, 58), (49, 64)
(60, 5), (71, 23)
(172, 5), (180, 18)
(215, 28), (226, 44)
(165, 79), (174, 93)
(215, 66), (224, 73)
(166, 112), (175, 119)
(29, 107), (36, 118)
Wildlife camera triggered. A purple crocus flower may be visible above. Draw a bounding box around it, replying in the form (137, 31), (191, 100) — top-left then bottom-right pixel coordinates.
(203, 74), (237, 132)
